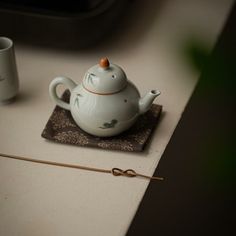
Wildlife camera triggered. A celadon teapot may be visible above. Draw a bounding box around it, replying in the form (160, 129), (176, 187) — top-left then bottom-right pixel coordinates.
(49, 58), (160, 137)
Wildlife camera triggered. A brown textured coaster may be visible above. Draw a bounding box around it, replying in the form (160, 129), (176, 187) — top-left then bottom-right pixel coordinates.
(41, 90), (162, 152)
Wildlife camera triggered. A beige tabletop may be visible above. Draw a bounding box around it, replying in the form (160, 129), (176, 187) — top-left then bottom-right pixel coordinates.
(0, 0), (233, 235)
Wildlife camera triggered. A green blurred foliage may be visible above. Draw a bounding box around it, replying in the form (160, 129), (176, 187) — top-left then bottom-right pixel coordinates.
(183, 39), (210, 72)
(182, 37), (235, 98)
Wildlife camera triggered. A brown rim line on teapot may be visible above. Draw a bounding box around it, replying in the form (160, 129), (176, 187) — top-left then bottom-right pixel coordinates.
(49, 58), (161, 137)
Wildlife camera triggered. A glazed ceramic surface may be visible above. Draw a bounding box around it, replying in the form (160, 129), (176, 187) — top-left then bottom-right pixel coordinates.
(0, 37), (19, 104)
(49, 58), (160, 137)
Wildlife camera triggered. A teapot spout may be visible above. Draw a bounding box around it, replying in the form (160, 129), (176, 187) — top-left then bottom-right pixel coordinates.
(139, 90), (161, 114)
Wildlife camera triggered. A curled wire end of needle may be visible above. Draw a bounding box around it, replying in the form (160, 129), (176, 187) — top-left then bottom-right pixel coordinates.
(111, 168), (137, 177)
(111, 168), (163, 181)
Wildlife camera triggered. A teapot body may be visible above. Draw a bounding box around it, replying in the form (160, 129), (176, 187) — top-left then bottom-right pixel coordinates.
(49, 58), (160, 137)
(70, 81), (140, 137)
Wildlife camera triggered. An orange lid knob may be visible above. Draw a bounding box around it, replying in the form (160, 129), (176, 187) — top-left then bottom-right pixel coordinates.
(99, 57), (110, 69)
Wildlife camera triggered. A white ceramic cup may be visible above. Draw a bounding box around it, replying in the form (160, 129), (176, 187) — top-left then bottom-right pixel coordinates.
(0, 37), (19, 104)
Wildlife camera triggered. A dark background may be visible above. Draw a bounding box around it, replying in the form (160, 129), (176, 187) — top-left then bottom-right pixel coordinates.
(0, 0), (104, 13)
(127, 3), (235, 236)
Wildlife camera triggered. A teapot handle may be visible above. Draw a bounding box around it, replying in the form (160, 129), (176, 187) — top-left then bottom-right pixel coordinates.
(49, 76), (77, 110)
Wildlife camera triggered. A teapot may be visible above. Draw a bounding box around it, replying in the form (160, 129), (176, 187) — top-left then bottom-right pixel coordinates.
(49, 58), (160, 137)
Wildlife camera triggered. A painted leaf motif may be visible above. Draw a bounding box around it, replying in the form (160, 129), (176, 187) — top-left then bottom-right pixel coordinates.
(87, 73), (99, 85)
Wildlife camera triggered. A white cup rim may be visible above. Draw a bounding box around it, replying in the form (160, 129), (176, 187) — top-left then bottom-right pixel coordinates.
(0, 37), (13, 52)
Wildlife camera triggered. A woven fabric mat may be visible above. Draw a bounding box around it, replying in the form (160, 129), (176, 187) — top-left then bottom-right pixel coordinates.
(42, 90), (162, 152)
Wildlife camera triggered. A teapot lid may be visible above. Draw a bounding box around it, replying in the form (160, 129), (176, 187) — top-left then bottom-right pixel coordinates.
(82, 58), (128, 95)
